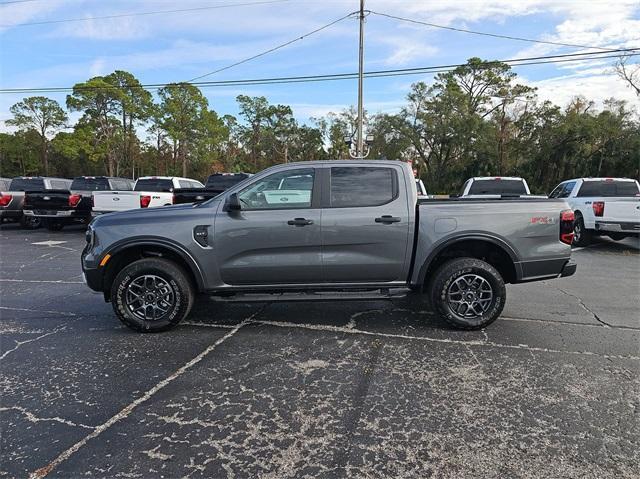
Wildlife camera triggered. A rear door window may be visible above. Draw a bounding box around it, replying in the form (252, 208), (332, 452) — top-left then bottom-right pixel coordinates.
(9, 178), (45, 191)
(134, 179), (174, 192)
(71, 177), (110, 191)
(330, 167), (397, 207)
(576, 180), (640, 197)
(468, 179), (527, 195)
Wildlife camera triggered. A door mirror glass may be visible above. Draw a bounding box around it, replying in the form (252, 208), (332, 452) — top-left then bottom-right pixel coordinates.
(224, 193), (242, 212)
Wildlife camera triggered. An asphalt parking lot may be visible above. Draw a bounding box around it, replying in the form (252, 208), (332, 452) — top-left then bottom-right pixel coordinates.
(1, 223), (638, 478)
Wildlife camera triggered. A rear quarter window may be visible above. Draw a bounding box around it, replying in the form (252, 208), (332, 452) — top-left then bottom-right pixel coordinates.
(71, 178), (110, 191)
(9, 178), (45, 191)
(134, 179), (174, 192)
(576, 181), (640, 197)
(468, 179), (527, 195)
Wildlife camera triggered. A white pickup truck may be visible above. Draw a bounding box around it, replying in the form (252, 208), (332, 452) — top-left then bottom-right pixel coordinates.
(549, 177), (640, 246)
(458, 176), (544, 198)
(92, 176), (204, 217)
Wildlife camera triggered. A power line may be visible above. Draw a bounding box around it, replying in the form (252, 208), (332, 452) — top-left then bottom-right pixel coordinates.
(0, 0), (290, 28)
(1, 48), (637, 94)
(0, 0), (40, 4)
(188, 10), (357, 82)
(369, 10), (633, 52)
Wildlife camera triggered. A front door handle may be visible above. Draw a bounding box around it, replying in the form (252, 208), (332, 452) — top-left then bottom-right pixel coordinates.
(287, 218), (314, 226)
(375, 215), (401, 224)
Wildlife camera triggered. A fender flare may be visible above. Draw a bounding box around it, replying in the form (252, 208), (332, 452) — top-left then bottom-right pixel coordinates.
(416, 233), (520, 286)
(106, 236), (205, 291)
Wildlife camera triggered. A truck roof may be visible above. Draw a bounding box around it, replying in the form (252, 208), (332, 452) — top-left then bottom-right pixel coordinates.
(468, 176), (525, 181)
(566, 177), (638, 183)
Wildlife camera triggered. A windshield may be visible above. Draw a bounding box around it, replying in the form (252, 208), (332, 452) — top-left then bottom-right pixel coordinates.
(206, 174), (249, 190)
(134, 179), (174, 192)
(71, 177), (110, 191)
(468, 179), (527, 195)
(576, 180), (640, 197)
(9, 178), (45, 191)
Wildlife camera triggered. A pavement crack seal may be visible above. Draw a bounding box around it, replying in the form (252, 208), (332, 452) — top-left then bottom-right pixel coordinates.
(0, 326), (67, 360)
(556, 287), (613, 328)
(0, 306), (77, 317)
(251, 320), (640, 361)
(332, 338), (383, 472)
(0, 406), (92, 430)
(29, 320), (248, 479)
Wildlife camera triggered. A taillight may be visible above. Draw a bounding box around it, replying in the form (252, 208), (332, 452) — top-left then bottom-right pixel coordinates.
(592, 201), (605, 217)
(0, 194), (12, 207)
(68, 194), (81, 207)
(560, 209), (575, 245)
(140, 195), (151, 208)
(171, 194), (175, 204)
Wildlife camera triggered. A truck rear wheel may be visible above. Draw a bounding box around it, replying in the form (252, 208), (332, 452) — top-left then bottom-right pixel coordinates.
(111, 258), (195, 333)
(45, 220), (64, 231)
(572, 214), (592, 247)
(20, 215), (41, 229)
(429, 257), (505, 330)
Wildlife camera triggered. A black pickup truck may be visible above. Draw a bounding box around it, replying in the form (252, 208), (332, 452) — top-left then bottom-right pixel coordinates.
(173, 173), (251, 205)
(23, 176), (134, 230)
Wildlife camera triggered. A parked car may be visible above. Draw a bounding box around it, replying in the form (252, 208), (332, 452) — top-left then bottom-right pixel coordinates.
(92, 176), (204, 216)
(82, 160), (576, 333)
(0, 176), (72, 229)
(458, 176), (544, 198)
(23, 176), (134, 231)
(173, 173), (252, 205)
(549, 177), (640, 246)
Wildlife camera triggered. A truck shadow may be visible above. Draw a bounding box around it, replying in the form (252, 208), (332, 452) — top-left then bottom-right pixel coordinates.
(187, 295), (487, 341)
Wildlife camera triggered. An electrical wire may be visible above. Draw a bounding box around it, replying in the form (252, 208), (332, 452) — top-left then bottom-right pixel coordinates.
(369, 10), (635, 52)
(1, 49), (637, 93)
(0, 0), (290, 27)
(187, 10), (357, 81)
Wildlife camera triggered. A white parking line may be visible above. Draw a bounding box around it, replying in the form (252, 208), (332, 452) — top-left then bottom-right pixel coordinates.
(30, 320), (248, 479)
(0, 279), (84, 284)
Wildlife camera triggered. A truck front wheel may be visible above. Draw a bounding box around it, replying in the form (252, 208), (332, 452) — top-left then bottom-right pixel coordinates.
(111, 258), (195, 332)
(429, 257), (505, 330)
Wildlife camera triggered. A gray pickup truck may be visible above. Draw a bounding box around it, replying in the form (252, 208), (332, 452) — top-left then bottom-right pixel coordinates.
(82, 160), (577, 332)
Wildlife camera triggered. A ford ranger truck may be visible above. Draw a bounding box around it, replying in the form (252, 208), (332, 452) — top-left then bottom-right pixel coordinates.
(81, 161), (577, 333)
(549, 177), (640, 246)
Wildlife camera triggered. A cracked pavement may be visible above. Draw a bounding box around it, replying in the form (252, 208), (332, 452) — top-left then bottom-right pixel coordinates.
(0, 224), (638, 478)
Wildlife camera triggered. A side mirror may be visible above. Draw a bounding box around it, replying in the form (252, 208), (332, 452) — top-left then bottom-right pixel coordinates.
(224, 193), (242, 212)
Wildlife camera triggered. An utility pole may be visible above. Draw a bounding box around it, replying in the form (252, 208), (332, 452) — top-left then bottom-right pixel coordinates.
(356, 0), (365, 158)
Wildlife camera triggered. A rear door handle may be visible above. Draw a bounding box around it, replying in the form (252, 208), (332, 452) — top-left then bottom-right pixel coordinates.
(375, 215), (401, 224)
(287, 218), (314, 226)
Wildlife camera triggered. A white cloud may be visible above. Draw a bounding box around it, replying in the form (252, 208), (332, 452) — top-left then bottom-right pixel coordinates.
(522, 72), (638, 108)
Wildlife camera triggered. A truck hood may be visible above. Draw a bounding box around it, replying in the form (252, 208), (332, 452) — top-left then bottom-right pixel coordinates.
(93, 203), (196, 225)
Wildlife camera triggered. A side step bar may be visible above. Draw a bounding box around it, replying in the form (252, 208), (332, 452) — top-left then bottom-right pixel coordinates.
(207, 288), (412, 303)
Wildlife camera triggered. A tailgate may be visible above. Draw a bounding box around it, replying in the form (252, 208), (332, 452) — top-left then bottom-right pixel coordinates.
(92, 191), (140, 212)
(173, 188), (216, 204)
(602, 198), (640, 222)
(24, 190), (70, 210)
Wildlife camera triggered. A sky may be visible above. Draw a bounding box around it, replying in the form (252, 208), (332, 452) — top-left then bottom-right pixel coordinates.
(1, 0), (639, 133)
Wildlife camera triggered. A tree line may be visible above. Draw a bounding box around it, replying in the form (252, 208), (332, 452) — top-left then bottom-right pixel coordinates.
(1, 58), (638, 194)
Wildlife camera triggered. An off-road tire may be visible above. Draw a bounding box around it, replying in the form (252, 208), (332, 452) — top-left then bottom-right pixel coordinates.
(572, 214), (592, 247)
(45, 220), (64, 231)
(20, 215), (41, 229)
(111, 258), (195, 333)
(429, 257), (505, 330)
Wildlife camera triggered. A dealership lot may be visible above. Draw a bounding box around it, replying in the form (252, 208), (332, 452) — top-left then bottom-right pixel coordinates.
(1, 224), (638, 478)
